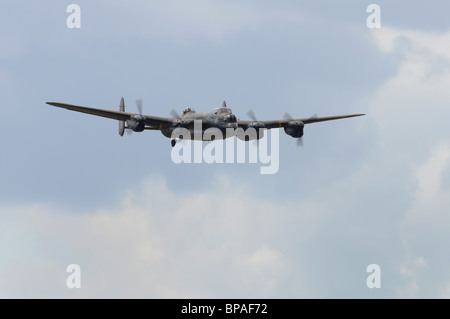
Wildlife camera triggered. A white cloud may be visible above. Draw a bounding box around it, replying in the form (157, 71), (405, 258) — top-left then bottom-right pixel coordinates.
(373, 28), (450, 58)
(414, 143), (450, 204)
(397, 142), (450, 298)
(368, 30), (450, 155)
(397, 256), (427, 298)
(439, 283), (450, 298)
(0, 176), (306, 298)
(237, 244), (285, 297)
(366, 27), (450, 297)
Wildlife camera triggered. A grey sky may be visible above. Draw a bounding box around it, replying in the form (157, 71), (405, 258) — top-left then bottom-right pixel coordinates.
(1, 1), (450, 298)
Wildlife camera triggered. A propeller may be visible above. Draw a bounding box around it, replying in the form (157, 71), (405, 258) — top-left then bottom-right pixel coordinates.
(125, 98), (145, 135)
(283, 112), (293, 121)
(169, 108), (181, 119)
(246, 109), (258, 122)
(169, 108), (191, 132)
(284, 112), (318, 121)
(283, 112), (316, 147)
(136, 98), (143, 115)
(245, 109), (262, 147)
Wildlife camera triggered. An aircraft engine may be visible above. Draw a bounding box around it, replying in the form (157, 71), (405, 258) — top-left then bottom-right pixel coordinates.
(172, 119), (190, 128)
(126, 116), (146, 132)
(284, 121), (304, 138)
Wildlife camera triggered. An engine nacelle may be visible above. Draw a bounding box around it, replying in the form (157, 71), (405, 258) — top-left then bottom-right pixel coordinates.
(284, 121), (304, 138)
(126, 116), (145, 132)
(236, 122), (265, 141)
(171, 119), (190, 128)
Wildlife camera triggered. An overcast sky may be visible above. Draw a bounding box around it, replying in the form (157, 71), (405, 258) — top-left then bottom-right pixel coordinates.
(1, 0), (450, 298)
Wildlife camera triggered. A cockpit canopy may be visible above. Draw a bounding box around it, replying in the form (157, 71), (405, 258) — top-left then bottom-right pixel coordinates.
(183, 106), (195, 114)
(213, 107), (232, 114)
(223, 114), (237, 123)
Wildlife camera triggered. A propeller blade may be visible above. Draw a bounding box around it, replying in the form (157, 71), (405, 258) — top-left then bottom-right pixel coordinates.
(246, 109), (257, 122)
(282, 112), (311, 147)
(283, 112), (293, 120)
(222, 100), (227, 108)
(126, 129), (133, 136)
(169, 108), (181, 119)
(135, 99), (143, 115)
(283, 112), (317, 121)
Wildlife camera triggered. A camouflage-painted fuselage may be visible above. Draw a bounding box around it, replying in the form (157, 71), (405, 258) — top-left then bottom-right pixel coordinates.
(160, 108), (238, 141)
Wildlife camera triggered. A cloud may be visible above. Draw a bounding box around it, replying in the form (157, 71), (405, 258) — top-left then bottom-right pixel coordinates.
(397, 256), (427, 298)
(372, 28), (450, 57)
(397, 142), (450, 297)
(414, 143), (450, 204)
(366, 27), (450, 297)
(0, 176), (303, 298)
(237, 244), (285, 297)
(368, 28), (450, 150)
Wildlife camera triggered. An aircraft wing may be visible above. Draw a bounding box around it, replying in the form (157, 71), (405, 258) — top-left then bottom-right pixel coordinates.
(237, 113), (365, 129)
(46, 102), (173, 128)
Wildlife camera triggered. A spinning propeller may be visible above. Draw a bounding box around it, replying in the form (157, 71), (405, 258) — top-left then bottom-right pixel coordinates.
(282, 112), (317, 147)
(125, 98), (145, 135)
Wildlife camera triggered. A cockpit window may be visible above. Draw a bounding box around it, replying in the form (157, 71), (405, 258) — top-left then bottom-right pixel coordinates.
(183, 107), (195, 114)
(223, 114), (237, 122)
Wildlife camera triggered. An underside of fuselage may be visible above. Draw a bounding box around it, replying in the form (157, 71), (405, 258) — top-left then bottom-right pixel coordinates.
(161, 127), (237, 141)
